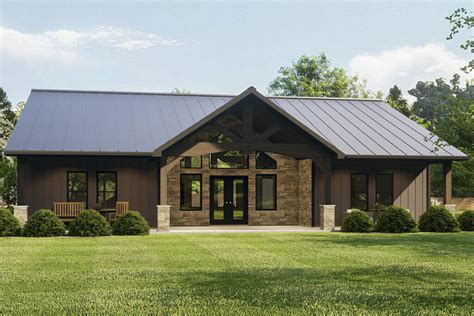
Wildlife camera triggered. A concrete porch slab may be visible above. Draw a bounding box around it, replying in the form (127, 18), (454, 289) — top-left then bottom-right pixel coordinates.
(150, 225), (341, 234)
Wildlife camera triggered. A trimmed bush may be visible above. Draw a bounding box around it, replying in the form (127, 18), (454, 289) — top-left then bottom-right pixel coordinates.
(342, 209), (373, 233)
(0, 208), (21, 236)
(23, 209), (65, 237)
(68, 210), (111, 237)
(418, 205), (459, 232)
(375, 205), (416, 233)
(112, 211), (150, 235)
(457, 210), (474, 231)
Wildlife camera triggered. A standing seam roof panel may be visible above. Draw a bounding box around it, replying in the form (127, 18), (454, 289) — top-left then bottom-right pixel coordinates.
(333, 100), (411, 156)
(301, 99), (378, 155)
(358, 101), (446, 156)
(313, 99), (389, 155)
(4, 90), (467, 159)
(371, 101), (464, 157)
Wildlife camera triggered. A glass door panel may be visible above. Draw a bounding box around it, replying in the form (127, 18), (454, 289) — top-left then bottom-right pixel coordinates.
(210, 176), (247, 224)
(212, 178), (225, 221)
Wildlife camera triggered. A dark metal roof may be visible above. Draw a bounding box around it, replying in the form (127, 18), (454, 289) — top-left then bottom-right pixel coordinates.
(5, 87), (467, 160)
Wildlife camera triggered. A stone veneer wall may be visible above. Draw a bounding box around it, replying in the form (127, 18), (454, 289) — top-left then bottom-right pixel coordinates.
(167, 152), (313, 226)
(297, 159), (312, 226)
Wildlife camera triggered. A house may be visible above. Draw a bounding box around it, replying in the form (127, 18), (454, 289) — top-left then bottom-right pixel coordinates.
(5, 87), (467, 228)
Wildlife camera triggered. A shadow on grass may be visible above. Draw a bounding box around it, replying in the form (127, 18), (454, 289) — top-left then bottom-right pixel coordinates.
(295, 233), (474, 257)
(175, 265), (471, 313)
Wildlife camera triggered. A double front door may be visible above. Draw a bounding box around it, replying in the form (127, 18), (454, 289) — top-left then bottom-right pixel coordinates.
(210, 176), (248, 224)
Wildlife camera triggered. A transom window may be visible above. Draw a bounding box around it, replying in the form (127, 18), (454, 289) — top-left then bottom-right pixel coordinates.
(351, 174), (368, 211)
(256, 152), (277, 169)
(256, 174), (277, 210)
(180, 156), (202, 168)
(180, 174), (202, 210)
(376, 174), (393, 207)
(97, 172), (117, 209)
(67, 172), (87, 204)
(210, 133), (248, 169)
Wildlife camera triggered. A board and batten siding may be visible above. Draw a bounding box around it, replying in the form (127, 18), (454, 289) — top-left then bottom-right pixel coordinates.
(331, 160), (429, 225)
(17, 156), (159, 226)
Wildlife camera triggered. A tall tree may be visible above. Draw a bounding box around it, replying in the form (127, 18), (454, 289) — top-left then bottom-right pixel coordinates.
(0, 88), (23, 206)
(0, 88), (16, 158)
(409, 77), (474, 197)
(386, 85), (411, 117)
(408, 75), (473, 124)
(268, 54), (372, 98)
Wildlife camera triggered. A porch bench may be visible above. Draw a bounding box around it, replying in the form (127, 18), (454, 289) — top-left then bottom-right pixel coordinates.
(53, 202), (86, 222)
(107, 201), (129, 222)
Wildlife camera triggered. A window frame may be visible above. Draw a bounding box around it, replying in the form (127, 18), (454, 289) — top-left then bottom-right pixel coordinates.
(256, 151), (277, 170)
(375, 173), (394, 206)
(209, 152), (249, 169)
(180, 156), (202, 169)
(180, 173), (203, 211)
(350, 173), (369, 211)
(96, 171), (118, 210)
(67, 171), (88, 207)
(255, 174), (277, 211)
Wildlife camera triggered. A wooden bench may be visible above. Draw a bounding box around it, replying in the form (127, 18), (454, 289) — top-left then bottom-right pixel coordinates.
(53, 202), (86, 222)
(107, 201), (129, 222)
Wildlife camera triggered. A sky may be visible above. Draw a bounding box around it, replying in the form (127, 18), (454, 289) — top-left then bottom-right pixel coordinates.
(0, 0), (472, 105)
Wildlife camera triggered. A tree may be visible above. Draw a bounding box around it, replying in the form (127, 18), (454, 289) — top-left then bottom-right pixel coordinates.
(0, 88), (23, 206)
(268, 54), (373, 98)
(409, 77), (474, 197)
(386, 85), (412, 117)
(446, 7), (474, 73)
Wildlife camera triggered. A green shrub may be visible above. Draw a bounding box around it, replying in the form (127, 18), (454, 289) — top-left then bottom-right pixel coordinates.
(418, 205), (460, 232)
(23, 209), (65, 237)
(457, 210), (474, 231)
(0, 208), (21, 236)
(112, 211), (150, 235)
(68, 210), (111, 237)
(342, 209), (373, 233)
(375, 205), (416, 233)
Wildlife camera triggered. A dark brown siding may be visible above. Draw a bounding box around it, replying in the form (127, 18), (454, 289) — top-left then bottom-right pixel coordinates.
(17, 156), (159, 227)
(331, 159), (429, 225)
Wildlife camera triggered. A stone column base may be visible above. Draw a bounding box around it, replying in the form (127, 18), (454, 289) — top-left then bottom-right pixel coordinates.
(157, 205), (171, 232)
(13, 205), (28, 227)
(320, 205), (335, 231)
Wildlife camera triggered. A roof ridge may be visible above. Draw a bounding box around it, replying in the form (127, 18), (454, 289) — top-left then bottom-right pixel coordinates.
(31, 88), (383, 101)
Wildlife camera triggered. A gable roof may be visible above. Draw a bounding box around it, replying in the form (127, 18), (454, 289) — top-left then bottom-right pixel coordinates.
(5, 87), (467, 160)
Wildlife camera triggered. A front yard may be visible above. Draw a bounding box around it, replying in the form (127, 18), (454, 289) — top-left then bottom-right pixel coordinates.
(0, 233), (473, 314)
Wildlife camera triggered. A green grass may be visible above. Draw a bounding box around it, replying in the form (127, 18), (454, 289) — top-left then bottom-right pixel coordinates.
(1, 233), (473, 314)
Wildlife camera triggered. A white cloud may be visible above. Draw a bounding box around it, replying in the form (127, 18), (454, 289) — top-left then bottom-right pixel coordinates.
(349, 43), (470, 97)
(0, 25), (181, 62)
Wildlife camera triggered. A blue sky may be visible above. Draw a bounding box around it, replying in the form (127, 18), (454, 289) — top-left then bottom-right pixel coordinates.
(0, 0), (471, 105)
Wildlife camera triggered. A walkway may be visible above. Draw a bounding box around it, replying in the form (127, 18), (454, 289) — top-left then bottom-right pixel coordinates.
(151, 225), (341, 234)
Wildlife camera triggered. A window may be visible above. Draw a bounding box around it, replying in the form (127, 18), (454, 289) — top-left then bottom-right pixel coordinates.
(67, 172), (87, 204)
(210, 133), (248, 169)
(256, 175), (276, 210)
(180, 174), (202, 210)
(351, 174), (368, 210)
(376, 174), (393, 207)
(180, 156), (202, 168)
(210, 152), (249, 169)
(256, 152), (277, 169)
(97, 172), (117, 209)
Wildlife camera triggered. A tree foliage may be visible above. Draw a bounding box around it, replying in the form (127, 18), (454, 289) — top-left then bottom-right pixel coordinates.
(446, 7), (474, 73)
(268, 54), (375, 98)
(0, 89), (23, 206)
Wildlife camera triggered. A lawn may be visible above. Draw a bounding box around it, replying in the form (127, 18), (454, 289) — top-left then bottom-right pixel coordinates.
(0, 233), (473, 314)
